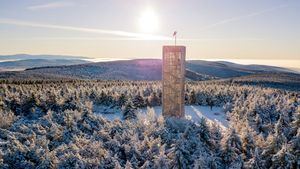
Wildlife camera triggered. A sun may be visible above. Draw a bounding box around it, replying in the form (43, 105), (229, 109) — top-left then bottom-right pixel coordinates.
(138, 8), (159, 33)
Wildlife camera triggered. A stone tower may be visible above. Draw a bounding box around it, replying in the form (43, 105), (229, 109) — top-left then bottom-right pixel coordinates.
(162, 46), (186, 118)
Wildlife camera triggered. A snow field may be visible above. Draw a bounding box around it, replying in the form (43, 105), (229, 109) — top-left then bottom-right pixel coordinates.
(94, 105), (228, 129)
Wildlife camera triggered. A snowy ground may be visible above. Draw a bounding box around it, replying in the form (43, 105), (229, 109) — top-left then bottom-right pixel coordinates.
(93, 105), (229, 129)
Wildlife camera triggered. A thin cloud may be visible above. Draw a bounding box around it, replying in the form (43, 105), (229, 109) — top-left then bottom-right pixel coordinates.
(0, 18), (265, 41)
(4, 37), (264, 42)
(27, 1), (74, 10)
(179, 38), (264, 41)
(198, 4), (288, 31)
(1, 2), (281, 43)
(0, 18), (171, 40)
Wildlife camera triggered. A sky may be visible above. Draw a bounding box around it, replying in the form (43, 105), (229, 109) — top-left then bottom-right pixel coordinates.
(0, 0), (299, 68)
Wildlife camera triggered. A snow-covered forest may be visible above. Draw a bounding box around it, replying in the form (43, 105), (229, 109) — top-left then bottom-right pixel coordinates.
(0, 80), (299, 168)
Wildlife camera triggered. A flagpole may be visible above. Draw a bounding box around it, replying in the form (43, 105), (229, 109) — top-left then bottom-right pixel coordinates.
(173, 31), (177, 46)
(173, 31), (177, 47)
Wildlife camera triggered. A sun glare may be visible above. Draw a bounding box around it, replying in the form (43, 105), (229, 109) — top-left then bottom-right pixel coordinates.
(138, 8), (159, 33)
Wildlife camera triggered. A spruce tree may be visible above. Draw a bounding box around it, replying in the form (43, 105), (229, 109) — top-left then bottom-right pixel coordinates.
(149, 92), (160, 107)
(132, 93), (145, 108)
(189, 90), (197, 105)
(123, 101), (136, 120)
(199, 118), (211, 143)
(117, 93), (127, 107)
(221, 129), (243, 167)
(125, 160), (133, 169)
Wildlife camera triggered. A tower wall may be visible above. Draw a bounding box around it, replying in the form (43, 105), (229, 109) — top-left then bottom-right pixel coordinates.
(162, 46), (186, 118)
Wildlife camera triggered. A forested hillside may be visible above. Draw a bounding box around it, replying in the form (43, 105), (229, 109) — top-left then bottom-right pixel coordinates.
(0, 59), (90, 70)
(0, 80), (299, 168)
(1, 59), (297, 81)
(218, 72), (300, 91)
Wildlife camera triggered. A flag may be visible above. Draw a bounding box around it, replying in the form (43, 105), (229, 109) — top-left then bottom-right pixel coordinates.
(173, 31), (177, 37)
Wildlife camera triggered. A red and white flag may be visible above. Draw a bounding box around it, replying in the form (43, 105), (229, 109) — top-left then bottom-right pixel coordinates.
(173, 31), (177, 37)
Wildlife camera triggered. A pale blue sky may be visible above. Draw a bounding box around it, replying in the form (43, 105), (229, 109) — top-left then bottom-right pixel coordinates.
(0, 0), (299, 67)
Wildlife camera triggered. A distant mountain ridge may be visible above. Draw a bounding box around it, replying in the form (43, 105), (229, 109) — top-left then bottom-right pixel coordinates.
(187, 60), (296, 77)
(0, 59), (90, 70)
(0, 58), (298, 81)
(0, 54), (88, 61)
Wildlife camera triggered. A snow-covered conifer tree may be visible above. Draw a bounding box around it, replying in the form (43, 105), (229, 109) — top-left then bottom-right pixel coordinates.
(241, 129), (255, 160)
(125, 160), (133, 169)
(198, 118), (211, 143)
(154, 145), (170, 169)
(117, 93), (127, 108)
(132, 93), (145, 108)
(244, 148), (265, 169)
(221, 129), (243, 167)
(149, 92), (160, 107)
(189, 90), (197, 105)
(123, 101), (137, 120)
(271, 143), (296, 169)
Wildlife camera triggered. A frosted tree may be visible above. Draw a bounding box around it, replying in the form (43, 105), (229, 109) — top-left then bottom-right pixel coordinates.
(274, 114), (291, 138)
(198, 118), (211, 144)
(117, 93), (127, 107)
(0, 79), (299, 168)
(113, 159), (122, 169)
(125, 160), (133, 169)
(290, 107), (300, 137)
(173, 141), (191, 169)
(148, 92), (160, 107)
(0, 150), (4, 167)
(261, 134), (287, 167)
(21, 93), (39, 116)
(271, 143), (296, 169)
(193, 151), (218, 169)
(241, 129), (255, 160)
(98, 90), (112, 105)
(140, 161), (151, 169)
(123, 100), (137, 120)
(244, 148), (265, 169)
(221, 129), (243, 167)
(167, 121), (201, 169)
(189, 90), (197, 105)
(89, 90), (97, 102)
(206, 97), (214, 110)
(0, 110), (15, 129)
(153, 145), (170, 169)
(210, 123), (223, 165)
(132, 93), (145, 108)
(46, 92), (60, 112)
